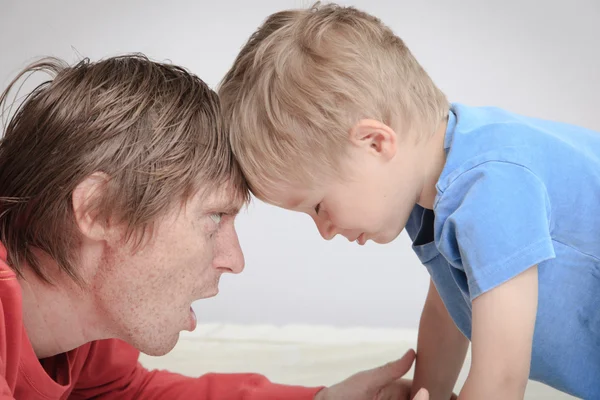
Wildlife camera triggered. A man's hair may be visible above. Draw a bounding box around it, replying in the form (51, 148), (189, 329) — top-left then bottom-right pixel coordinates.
(0, 54), (248, 285)
(219, 2), (448, 199)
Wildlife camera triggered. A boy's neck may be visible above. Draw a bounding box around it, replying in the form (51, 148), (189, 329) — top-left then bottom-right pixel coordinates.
(416, 116), (448, 210)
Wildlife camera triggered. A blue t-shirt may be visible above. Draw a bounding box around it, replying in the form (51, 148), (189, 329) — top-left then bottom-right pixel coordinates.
(406, 103), (600, 398)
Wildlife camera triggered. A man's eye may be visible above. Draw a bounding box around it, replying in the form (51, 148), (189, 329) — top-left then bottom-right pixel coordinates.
(210, 213), (223, 224)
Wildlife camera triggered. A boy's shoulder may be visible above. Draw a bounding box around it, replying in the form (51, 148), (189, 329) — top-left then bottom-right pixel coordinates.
(437, 103), (600, 196)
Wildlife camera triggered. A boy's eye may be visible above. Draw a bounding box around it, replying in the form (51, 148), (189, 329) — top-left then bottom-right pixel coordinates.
(314, 204), (321, 215)
(209, 213), (223, 224)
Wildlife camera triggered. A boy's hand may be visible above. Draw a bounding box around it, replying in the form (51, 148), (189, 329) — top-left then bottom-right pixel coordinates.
(314, 349), (429, 400)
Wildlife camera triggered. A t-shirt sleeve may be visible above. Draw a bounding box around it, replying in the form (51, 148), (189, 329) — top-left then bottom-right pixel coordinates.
(70, 339), (323, 400)
(435, 161), (555, 299)
(0, 374), (14, 399)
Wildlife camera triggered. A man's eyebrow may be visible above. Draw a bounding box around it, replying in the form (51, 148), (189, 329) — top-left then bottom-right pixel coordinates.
(221, 203), (243, 215)
(204, 198), (245, 216)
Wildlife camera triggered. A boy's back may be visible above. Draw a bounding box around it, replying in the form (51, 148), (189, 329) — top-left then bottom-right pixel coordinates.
(407, 103), (600, 397)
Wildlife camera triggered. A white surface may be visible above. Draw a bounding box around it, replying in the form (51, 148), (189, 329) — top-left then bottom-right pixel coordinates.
(140, 324), (578, 399)
(2, 0), (599, 329)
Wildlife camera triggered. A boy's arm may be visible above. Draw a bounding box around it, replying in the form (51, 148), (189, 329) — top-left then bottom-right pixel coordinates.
(459, 265), (538, 400)
(429, 162), (551, 400)
(411, 279), (469, 400)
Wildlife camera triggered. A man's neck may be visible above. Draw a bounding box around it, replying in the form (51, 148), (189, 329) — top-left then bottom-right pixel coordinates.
(18, 252), (109, 359)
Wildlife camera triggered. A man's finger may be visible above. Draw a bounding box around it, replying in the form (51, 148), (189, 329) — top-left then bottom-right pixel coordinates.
(413, 388), (429, 400)
(360, 349), (416, 390)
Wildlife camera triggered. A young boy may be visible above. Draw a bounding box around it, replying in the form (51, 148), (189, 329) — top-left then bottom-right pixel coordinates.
(218, 3), (600, 399)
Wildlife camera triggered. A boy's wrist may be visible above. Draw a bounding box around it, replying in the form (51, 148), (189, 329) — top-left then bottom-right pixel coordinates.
(459, 372), (527, 400)
(411, 383), (457, 400)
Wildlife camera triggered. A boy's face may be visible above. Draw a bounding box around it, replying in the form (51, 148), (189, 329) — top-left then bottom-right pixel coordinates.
(263, 121), (426, 245)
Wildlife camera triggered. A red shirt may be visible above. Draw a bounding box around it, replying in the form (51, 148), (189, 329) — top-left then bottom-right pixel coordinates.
(0, 246), (322, 399)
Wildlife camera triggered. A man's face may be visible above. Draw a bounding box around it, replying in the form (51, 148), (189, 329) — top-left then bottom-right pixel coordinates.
(91, 186), (245, 356)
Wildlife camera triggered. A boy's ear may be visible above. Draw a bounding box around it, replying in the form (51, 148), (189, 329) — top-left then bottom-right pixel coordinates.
(349, 119), (397, 160)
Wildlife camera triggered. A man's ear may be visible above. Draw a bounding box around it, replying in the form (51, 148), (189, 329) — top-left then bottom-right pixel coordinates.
(349, 119), (397, 160)
(72, 172), (110, 241)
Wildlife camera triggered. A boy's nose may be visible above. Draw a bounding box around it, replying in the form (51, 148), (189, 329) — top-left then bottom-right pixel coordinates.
(316, 219), (337, 240)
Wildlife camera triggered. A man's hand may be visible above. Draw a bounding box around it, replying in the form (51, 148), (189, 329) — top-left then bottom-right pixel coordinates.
(314, 349), (429, 400)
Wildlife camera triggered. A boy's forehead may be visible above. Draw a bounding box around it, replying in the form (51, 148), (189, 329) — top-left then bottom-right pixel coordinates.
(260, 183), (315, 210)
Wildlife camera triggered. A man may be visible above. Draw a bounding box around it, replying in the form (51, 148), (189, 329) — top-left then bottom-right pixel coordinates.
(0, 55), (428, 399)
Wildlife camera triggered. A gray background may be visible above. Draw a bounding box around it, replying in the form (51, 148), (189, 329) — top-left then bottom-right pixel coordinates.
(2, 0), (599, 330)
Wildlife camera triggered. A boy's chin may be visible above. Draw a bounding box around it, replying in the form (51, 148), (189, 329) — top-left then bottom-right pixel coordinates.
(373, 230), (403, 244)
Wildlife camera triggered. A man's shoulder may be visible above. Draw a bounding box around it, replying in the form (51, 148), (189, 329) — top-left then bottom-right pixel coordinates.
(0, 256), (22, 331)
(0, 254), (23, 395)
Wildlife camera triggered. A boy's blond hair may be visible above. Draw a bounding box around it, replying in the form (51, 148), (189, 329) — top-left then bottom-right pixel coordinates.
(219, 2), (448, 199)
(0, 54), (248, 286)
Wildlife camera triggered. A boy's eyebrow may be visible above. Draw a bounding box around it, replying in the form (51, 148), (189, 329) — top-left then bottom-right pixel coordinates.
(271, 195), (304, 210)
(287, 198), (303, 209)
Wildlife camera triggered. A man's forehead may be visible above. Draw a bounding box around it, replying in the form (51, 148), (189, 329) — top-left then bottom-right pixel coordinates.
(201, 185), (247, 214)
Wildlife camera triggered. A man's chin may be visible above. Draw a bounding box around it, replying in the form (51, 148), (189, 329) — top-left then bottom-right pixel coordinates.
(134, 332), (180, 357)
